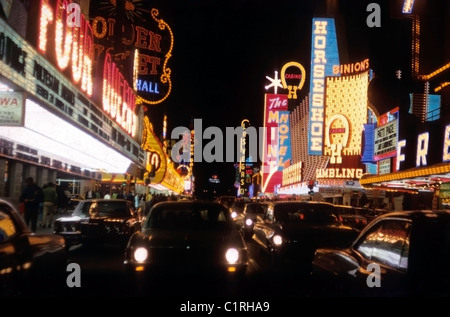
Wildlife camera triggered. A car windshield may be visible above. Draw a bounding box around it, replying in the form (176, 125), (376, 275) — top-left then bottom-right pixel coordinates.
(73, 201), (131, 217)
(145, 205), (231, 230)
(274, 203), (338, 224)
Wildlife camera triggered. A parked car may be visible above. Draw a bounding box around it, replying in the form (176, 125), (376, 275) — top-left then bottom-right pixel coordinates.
(124, 201), (249, 279)
(238, 202), (270, 239)
(311, 210), (450, 296)
(252, 201), (359, 272)
(53, 199), (141, 248)
(0, 199), (67, 295)
(334, 205), (368, 231)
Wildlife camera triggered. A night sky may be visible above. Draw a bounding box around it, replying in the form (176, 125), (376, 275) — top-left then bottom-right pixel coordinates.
(134, 0), (448, 196)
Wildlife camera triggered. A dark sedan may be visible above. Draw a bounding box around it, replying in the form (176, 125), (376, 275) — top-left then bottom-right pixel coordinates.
(334, 205), (368, 231)
(0, 199), (67, 295)
(53, 199), (141, 248)
(124, 201), (249, 279)
(252, 201), (359, 272)
(311, 210), (450, 296)
(239, 202), (270, 239)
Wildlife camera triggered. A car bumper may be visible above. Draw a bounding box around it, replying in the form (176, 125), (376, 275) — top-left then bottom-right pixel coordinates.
(54, 231), (82, 246)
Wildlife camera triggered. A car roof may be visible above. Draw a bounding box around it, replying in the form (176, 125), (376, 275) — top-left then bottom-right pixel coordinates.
(269, 201), (335, 206)
(80, 199), (130, 202)
(376, 209), (450, 222)
(152, 201), (227, 208)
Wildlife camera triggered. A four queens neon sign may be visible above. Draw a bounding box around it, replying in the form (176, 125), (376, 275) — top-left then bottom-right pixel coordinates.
(37, 0), (137, 137)
(38, 0), (93, 97)
(103, 52), (137, 137)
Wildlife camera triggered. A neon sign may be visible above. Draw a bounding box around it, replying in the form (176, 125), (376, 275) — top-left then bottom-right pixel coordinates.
(90, 4), (173, 105)
(102, 53), (138, 137)
(332, 59), (370, 75)
(38, 0), (93, 96)
(308, 18), (340, 155)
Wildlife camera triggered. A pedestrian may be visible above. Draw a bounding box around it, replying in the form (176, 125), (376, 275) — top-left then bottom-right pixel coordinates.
(42, 182), (58, 228)
(85, 187), (94, 199)
(19, 177), (43, 232)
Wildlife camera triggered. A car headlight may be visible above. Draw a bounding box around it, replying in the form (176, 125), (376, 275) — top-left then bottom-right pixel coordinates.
(230, 211), (237, 219)
(245, 218), (253, 227)
(272, 234), (283, 246)
(133, 247), (148, 263)
(225, 248), (239, 264)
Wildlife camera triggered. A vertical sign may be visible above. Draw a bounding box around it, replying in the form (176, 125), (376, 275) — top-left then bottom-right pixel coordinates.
(262, 94), (288, 193)
(308, 18), (340, 155)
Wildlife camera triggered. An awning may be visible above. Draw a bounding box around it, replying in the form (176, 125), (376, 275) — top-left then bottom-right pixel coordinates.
(0, 99), (133, 173)
(360, 162), (450, 191)
(101, 173), (128, 183)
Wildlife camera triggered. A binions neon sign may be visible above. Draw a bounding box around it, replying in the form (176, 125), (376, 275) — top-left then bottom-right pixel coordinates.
(103, 53), (137, 137)
(38, 0), (93, 96)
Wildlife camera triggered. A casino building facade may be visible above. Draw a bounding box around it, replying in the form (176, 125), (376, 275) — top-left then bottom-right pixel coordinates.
(0, 0), (184, 206)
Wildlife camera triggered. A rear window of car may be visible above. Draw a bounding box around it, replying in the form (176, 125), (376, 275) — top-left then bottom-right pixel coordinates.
(335, 206), (357, 216)
(145, 205), (230, 230)
(245, 204), (268, 214)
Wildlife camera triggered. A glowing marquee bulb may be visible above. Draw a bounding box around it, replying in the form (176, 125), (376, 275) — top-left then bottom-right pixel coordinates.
(54, 0), (73, 69)
(38, 1), (54, 53)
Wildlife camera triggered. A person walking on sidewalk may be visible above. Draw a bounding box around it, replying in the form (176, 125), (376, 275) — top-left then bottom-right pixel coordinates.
(42, 182), (58, 228)
(19, 177), (43, 233)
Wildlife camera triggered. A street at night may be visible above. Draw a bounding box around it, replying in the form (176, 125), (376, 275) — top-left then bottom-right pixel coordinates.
(0, 0), (449, 306)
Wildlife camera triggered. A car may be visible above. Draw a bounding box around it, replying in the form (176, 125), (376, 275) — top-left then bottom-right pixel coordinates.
(124, 201), (249, 279)
(311, 210), (450, 296)
(0, 199), (67, 295)
(238, 202), (270, 239)
(252, 201), (360, 272)
(53, 199), (141, 248)
(219, 195), (237, 208)
(229, 200), (250, 222)
(333, 205), (368, 231)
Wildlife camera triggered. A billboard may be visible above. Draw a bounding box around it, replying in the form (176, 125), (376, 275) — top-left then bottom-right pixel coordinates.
(0, 91), (24, 126)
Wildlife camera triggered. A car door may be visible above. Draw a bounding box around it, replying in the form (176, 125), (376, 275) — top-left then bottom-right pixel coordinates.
(0, 207), (33, 292)
(350, 218), (411, 296)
